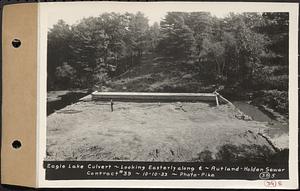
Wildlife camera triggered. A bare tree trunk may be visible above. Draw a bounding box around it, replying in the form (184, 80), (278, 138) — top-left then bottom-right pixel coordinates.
(131, 52), (133, 67)
(215, 59), (220, 76)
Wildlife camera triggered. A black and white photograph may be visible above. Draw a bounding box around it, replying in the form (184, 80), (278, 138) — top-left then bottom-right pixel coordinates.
(42, 2), (297, 184)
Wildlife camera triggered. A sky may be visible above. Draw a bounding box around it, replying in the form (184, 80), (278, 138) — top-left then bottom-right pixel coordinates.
(45, 2), (247, 28)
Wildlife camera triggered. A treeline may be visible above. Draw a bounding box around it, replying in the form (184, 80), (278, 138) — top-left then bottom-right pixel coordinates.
(48, 12), (288, 94)
(157, 12), (288, 90)
(48, 12), (158, 89)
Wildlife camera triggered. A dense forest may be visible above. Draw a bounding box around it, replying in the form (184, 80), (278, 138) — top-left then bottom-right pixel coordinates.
(47, 12), (289, 115)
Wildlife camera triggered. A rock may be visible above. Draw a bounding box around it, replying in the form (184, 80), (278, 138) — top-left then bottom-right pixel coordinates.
(235, 111), (252, 121)
(182, 74), (193, 79)
(243, 114), (252, 121)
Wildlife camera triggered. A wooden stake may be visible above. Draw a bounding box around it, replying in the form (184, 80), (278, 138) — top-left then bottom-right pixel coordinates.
(215, 95), (219, 106)
(110, 99), (114, 112)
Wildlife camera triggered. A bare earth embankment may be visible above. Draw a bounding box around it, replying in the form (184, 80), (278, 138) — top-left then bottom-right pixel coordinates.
(46, 101), (285, 162)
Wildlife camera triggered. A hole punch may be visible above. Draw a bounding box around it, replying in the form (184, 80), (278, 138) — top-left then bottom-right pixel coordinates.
(12, 140), (22, 149)
(12, 39), (21, 48)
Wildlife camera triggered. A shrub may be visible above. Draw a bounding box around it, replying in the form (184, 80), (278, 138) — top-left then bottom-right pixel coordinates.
(252, 90), (288, 115)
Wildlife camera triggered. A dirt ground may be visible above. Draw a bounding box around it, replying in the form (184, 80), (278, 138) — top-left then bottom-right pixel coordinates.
(46, 100), (287, 162)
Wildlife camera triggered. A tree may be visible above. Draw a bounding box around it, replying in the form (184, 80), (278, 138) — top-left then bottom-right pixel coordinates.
(158, 12), (196, 60)
(261, 12), (289, 66)
(219, 14), (269, 86)
(55, 62), (76, 89)
(148, 22), (160, 51)
(198, 38), (225, 80)
(185, 12), (215, 53)
(126, 12), (149, 57)
(69, 17), (110, 87)
(47, 20), (73, 90)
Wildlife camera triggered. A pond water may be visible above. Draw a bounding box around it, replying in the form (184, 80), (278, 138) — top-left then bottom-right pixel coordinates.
(233, 101), (273, 122)
(47, 90), (89, 115)
(233, 101), (288, 143)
